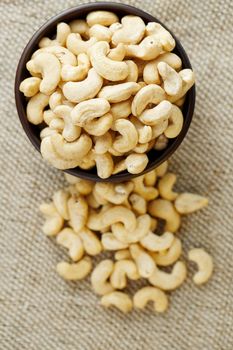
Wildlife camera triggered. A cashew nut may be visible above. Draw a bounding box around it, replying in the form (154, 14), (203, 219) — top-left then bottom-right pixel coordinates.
(26, 92), (49, 124)
(102, 233), (128, 251)
(154, 134), (169, 151)
(151, 237), (182, 266)
(155, 161), (168, 177)
(124, 60), (138, 82)
(56, 228), (84, 261)
(114, 249), (131, 261)
(74, 178), (94, 195)
(94, 152), (114, 179)
(53, 189), (70, 220)
(133, 286), (168, 313)
(144, 170), (157, 186)
(43, 109), (56, 125)
(151, 119), (169, 139)
(89, 24), (112, 42)
(138, 100), (172, 126)
(98, 82), (140, 103)
(125, 153), (149, 174)
(40, 127), (58, 139)
(33, 46), (77, 66)
(94, 182), (133, 205)
(167, 69), (195, 103)
(108, 43), (126, 61)
(71, 98), (110, 126)
(110, 260), (139, 289)
(19, 77), (41, 97)
(174, 193), (208, 214)
(56, 257), (92, 281)
(130, 116), (152, 144)
(86, 11), (119, 27)
(129, 193), (147, 215)
(140, 231), (174, 252)
(53, 105), (81, 142)
(148, 199), (181, 232)
(112, 119), (138, 153)
(69, 19), (89, 36)
(188, 248), (213, 285)
(49, 117), (64, 131)
(125, 36), (162, 60)
(130, 243), (156, 278)
(132, 175), (158, 200)
(149, 261), (187, 290)
(66, 33), (97, 55)
(112, 159), (127, 175)
(112, 15), (145, 45)
(158, 172), (178, 200)
(91, 259), (114, 295)
(94, 132), (112, 154)
(78, 228), (102, 256)
(133, 142), (150, 154)
(131, 84), (165, 117)
(100, 292), (133, 313)
(146, 22), (175, 51)
(77, 150), (96, 170)
(61, 53), (90, 82)
(68, 195), (88, 233)
(39, 22), (71, 47)
(89, 41), (128, 81)
(39, 202), (64, 236)
(84, 113), (113, 136)
(157, 62), (182, 96)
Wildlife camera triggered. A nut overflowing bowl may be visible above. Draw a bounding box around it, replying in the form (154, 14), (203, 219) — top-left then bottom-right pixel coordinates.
(15, 2), (195, 182)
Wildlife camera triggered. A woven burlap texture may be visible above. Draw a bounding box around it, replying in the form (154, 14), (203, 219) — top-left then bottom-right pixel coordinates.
(0, 0), (233, 349)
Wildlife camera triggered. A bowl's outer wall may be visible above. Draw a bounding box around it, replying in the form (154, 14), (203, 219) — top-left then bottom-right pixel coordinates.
(15, 2), (195, 183)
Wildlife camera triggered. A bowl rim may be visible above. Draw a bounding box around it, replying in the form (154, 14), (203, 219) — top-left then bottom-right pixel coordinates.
(15, 1), (195, 183)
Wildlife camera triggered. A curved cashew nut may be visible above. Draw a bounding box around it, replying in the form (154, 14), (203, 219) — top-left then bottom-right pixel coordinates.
(148, 199), (181, 232)
(151, 237), (182, 266)
(99, 82), (140, 103)
(79, 150), (96, 170)
(112, 15), (145, 45)
(56, 257), (92, 281)
(151, 119), (168, 139)
(69, 19), (89, 36)
(139, 100), (172, 126)
(140, 231), (174, 252)
(133, 286), (168, 313)
(63, 68), (103, 103)
(149, 261), (187, 290)
(26, 92), (49, 124)
(89, 24), (112, 42)
(125, 36), (163, 60)
(129, 193), (147, 215)
(53, 189), (70, 220)
(56, 228), (84, 261)
(84, 113), (113, 136)
(157, 62), (182, 96)
(61, 53), (90, 82)
(158, 172), (178, 200)
(91, 259), (114, 295)
(40, 127), (58, 139)
(94, 182), (134, 205)
(28, 53), (61, 95)
(164, 105), (183, 138)
(94, 132), (112, 154)
(100, 292), (133, 313)
(146, 22), (175, 51)
(71, 98), (110, 126)
(132, 84), (166, 117)
(144, 170), (157, 186)
(40, 136), (80, 169)
(130, 116), (152, 144)
(111, 99), (132, 121)
(132, 175), (158, 200)
(130, 243), (156, 278)
(87, 11), (119, 27)
(112, 214), (151, 244)
(67, 195), (88, 233)
(49, 117), (64, 131)
(49, 90), (64, 110)
(108, 43), (126, 61)
(167, 69), (195, 103)
(66, 33), (97, 55)
(114, 249), (131, 261)
(124, 60), (138, 82)
(143, 52), (182, 85)
(78, 228), (102, 256)
(174, 193), (208, 214)
(154, 134), (169, 150)
(110, 260), (139, 289)
(50, 133), (92, 160)
(112, 119), (138, 153)
(39, 202), (64, 236)
(101, 233), (128, 251)
(20, 77), (41, 97)
(112, 159), (127, 175)
(188, 248), (213, 285)
(54, 105), (81, 142)
(43, 109), (56, 125)
(125, 153), (149, 174)
(89, 41), (129, 81)
(155, 161), (168, 177)
(33, 46), (77, 66)
(133, 142), (149, 154)
(39, 22), (71, 47)
(94, 152), (114, 179)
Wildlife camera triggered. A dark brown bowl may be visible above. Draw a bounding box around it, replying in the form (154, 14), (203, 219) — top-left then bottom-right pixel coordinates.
(15, 2), (195, 183)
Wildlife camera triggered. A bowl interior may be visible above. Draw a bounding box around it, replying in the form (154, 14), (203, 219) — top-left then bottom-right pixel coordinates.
(15, 2), (195, 182)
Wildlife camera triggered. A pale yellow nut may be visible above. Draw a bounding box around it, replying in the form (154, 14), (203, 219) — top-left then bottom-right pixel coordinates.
(49, 118), (65, 131)
(146, 22), (175, 51)
(102, 233), (128, 251)
(139, 100), (172, 126)
(164, 104), (184, 139)
(107, 43), (126, 61)
(148, 199), (181, 233)
(77, 150), (96, 170)
(67, 195), (88, 233)
(19, 77), (41, 97)
(110, 259), (139, 289)
(157, 62), (182, 96)
(87, 11), (119, 27)
(167, 69), (195, 103)
(114, 249), (132, 261)
(84, 113), (113, 137)
(111, 119), (138, 153)
(94, 132), (112, 154)
(140, 231), (174, 252)
(98, 82), (140, 103)
(129, 193), (147, 215)
(94, 182), (134, 205)
(112, 15), (145, 45)
(158, 172), (178, 200)
(40, 128), (58, 141)
(56, 228), (84, 261)
(54, 105), (81, 142)
(66, 33), (97, 55)
(89, 41), (128, 81)
(151, 119), (169, 139)
(125, 35), (163, 60)
(61, 53), (90, 82)
(53, 189), (70, 220)
(71, 98), (110, 127)
(74, 178), (94, 195)
(49, 90), (63, 111)
(39, 22), (71, 47)
(32, 46), (77, 66)
(155, 161), (168, 177)
(130, 116), (153, 144)
(133, 286), (168, 313)
(100, 292), (133, 313)
(125, 153), (149, 174)
(188, 248), (213, 285)
(26, 92), (49, 125)
(131, 84), (166, 117)
(89, 24), (112, 42)
(133, 142), (149, 154)
(91, 259), (114, 295)
(130, 244), (156, 278)
(151, 237), (182, 266)
(112, 159), (127, 175)
(78, 228), (102, 256)
(149, 261), (187, 290)
(144, 170), (157, 186)
(94, 152), (114, 179)
(69, 19), (89, 36)
(56, 257), (92, 281)
(39, 202), (64, 236)
(124, 60), (138, 82)
(43, 109), (56, 125)
(174, 193), (208, 214)
(154, 134), (169, 150)
(86, 193), (100, 209)
(132, 175), (159, 200)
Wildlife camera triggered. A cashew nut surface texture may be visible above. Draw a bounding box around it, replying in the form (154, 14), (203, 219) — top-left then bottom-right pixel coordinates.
(56, 228), (84, 261)
(40, 202), (64, 236)
(100, 292), (133, 313)
(148, 199), (181, 232)
(56, 257), (92, 280)
(91, 259), (114, 295)
(133, 286), (168, 313)
(112, 15), (145, 45)
(174, 193), (208, 214)
(110, 259), (139, 289)
(149, 261), (187, 290)
(188, 248), (213, 285)
(130, 244), (156, 278)
(151, 237), (182, 266)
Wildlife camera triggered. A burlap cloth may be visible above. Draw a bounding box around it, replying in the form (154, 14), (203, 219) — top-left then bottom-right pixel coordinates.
(0, 0), (233, 348)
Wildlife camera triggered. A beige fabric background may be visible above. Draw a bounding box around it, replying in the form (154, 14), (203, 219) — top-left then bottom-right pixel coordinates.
(0, 0), (233, 349)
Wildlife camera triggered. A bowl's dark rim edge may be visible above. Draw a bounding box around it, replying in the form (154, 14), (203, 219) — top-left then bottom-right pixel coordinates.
(15, 1), (196, 183)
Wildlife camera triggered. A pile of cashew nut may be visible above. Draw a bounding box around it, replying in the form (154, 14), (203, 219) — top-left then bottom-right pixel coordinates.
(20, 11), (195, 178)
(40, 160), (213, 313)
